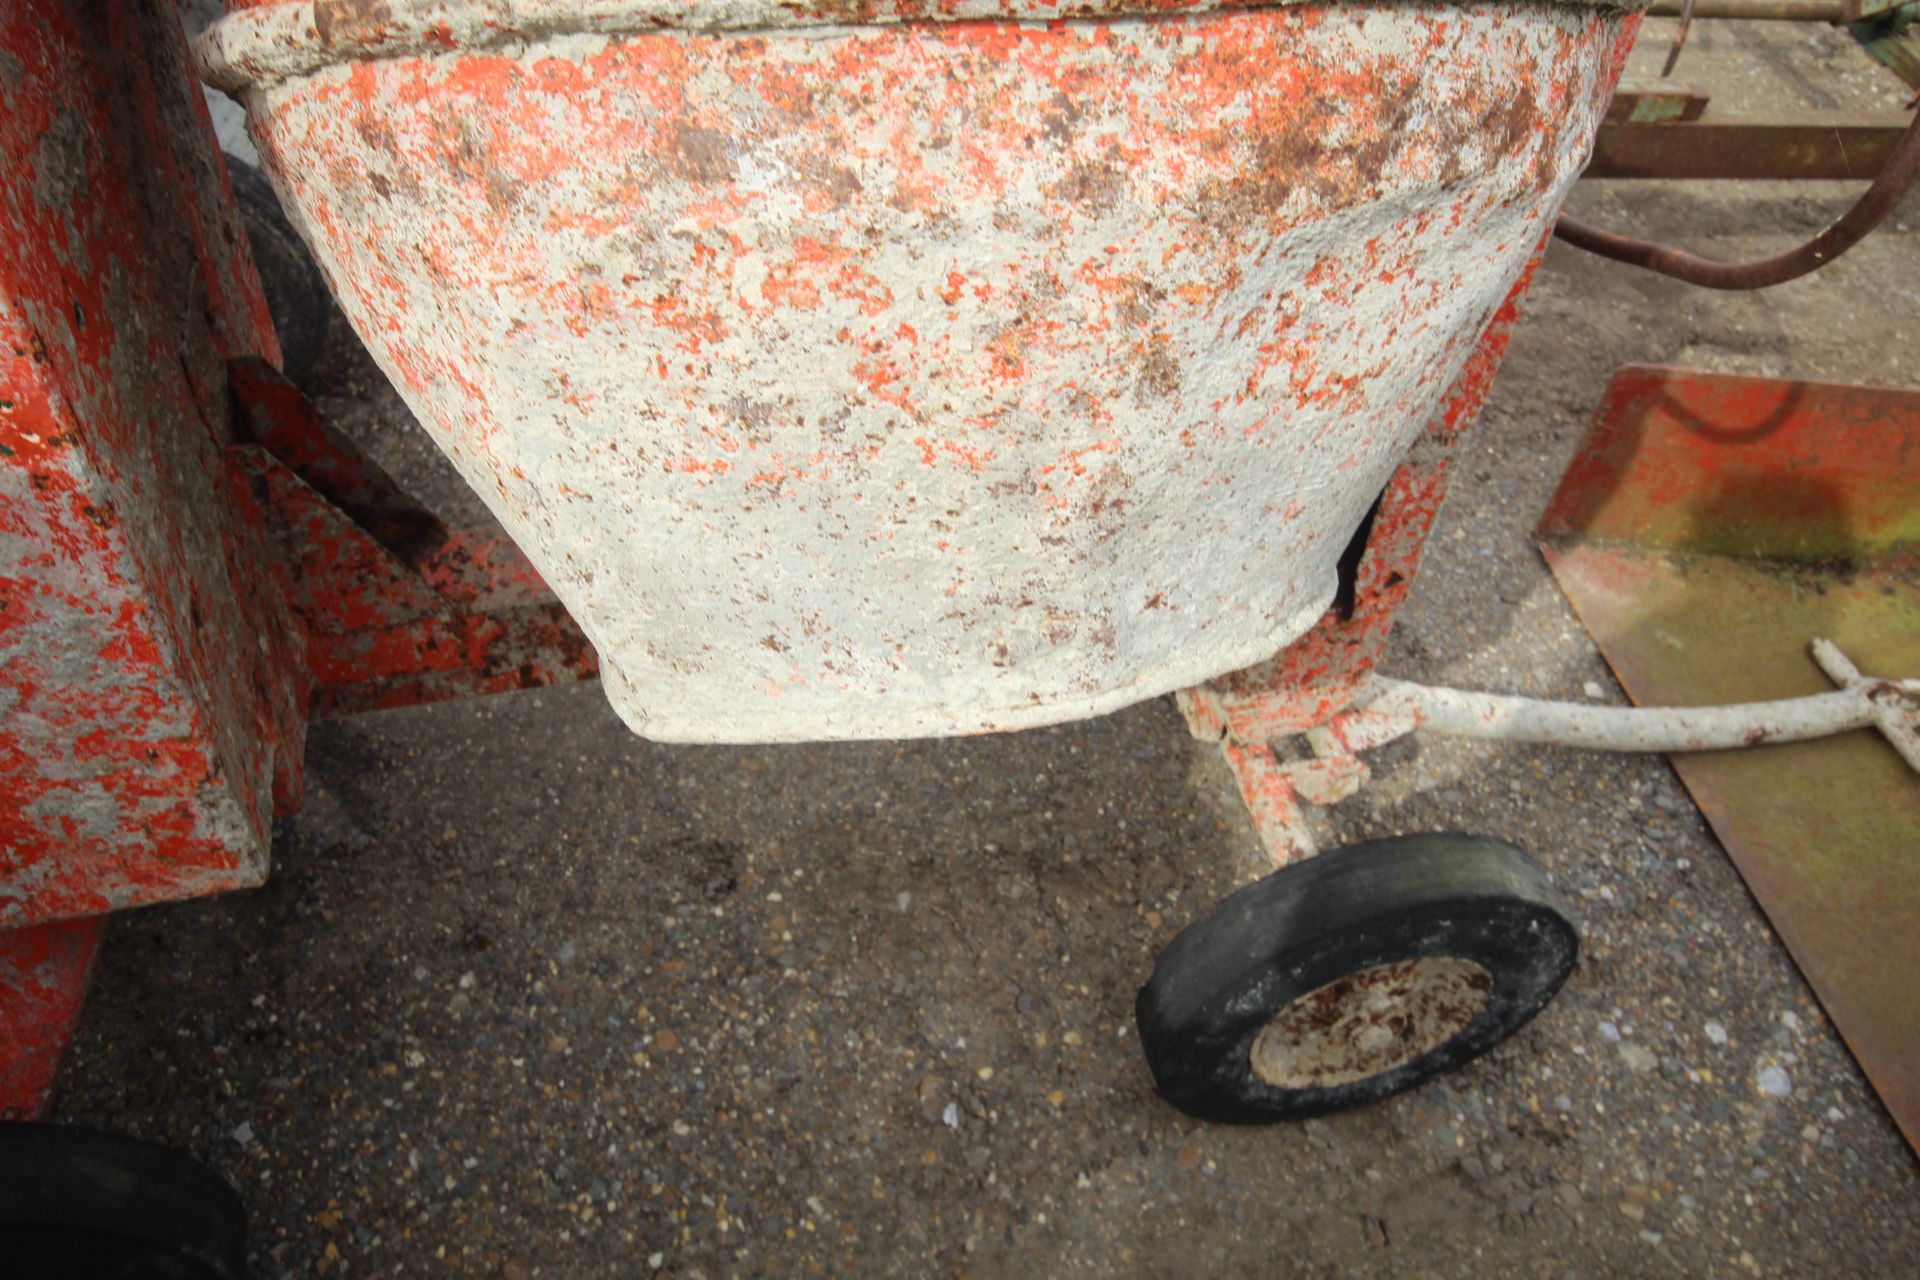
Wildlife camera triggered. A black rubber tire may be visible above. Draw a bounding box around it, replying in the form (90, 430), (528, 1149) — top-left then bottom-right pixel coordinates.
(0, 1123), (249, 1279)
(1136, 833), (1577, 1124)
(227, 156), (333, 391)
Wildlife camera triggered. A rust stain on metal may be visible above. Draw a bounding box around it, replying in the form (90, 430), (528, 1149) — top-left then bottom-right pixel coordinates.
(1539, 366), (1920, 1153)
(1181, 247), (1554, 750)
(203, 1), (1633, 742)
(1250, 956), (1494, 1090)
(314, 0), (397, 47)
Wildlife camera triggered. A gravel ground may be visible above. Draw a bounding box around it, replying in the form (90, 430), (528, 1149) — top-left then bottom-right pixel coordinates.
(53, 17), (1920, 1279)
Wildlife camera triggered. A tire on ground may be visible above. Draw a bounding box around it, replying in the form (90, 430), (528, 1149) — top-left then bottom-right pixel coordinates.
(1136, 832), (1577, 1124)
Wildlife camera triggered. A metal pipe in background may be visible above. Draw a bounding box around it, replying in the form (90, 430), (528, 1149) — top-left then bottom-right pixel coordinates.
(1555, 103), (1920, 287)
(1645, 0), (1855, 20)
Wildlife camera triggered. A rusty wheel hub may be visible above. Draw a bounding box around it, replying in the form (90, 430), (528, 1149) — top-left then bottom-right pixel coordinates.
(1249, 956), (1494, 1091)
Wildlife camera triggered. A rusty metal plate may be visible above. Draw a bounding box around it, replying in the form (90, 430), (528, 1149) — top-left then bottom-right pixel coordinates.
(1538, 365), (1920, 1153)
(1585, 112), (1915, 181)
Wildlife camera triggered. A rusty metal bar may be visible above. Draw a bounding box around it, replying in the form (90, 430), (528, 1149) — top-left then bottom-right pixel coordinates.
(1606, 84), (1712, 124)
(1559, 104), (1920, 286)
(1644, 0), (1884, 20)
(1661, 0), (1699, 77)
(1217, 742), (1323, 867)
(1586, 112), (1913, 179)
